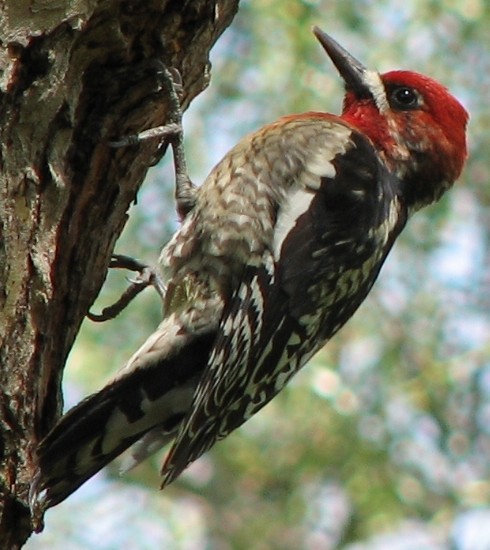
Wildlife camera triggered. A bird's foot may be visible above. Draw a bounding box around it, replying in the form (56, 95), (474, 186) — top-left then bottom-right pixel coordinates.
(109, 66), (196, 218)
(87, 254), (166, 322)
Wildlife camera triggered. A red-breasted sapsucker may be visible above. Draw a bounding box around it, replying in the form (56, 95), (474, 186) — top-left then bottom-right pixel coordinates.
(34, 27), (468, 509)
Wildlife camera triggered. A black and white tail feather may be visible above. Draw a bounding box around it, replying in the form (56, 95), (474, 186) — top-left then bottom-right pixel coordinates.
(34, 309), (218, 508)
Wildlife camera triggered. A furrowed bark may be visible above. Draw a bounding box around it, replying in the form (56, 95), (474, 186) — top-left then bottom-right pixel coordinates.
(0, 0), (239, 546)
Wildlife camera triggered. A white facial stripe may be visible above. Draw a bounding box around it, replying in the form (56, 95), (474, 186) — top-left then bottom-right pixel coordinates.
(363, 70), (389, 112)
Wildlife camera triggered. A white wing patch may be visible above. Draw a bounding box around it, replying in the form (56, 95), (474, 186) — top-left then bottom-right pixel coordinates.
(273, 187), (314, 260)
(306, 149), (339, 181)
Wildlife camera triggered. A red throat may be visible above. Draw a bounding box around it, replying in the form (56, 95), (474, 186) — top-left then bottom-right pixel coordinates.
(340, 94), (396, 155)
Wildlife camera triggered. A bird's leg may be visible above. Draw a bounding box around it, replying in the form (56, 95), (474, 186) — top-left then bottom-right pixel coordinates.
(109, 66), (196, 218)
(87, 255), (166, 322)
(94, 68), (197, 322)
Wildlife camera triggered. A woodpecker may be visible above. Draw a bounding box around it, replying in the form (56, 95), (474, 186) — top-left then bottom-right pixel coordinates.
(34, 27), (468, 509)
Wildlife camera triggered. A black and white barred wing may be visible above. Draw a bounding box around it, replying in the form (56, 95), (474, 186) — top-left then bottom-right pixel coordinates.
(160, 252), (304, 486)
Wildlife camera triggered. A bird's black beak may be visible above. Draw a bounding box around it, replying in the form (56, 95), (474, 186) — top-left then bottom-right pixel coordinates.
(312, 26), (371, 98)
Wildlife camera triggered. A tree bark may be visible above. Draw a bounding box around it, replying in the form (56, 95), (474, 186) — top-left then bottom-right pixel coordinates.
(0, 0), (239, 546)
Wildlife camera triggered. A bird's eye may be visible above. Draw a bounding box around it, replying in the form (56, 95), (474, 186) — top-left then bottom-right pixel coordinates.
(390, 87), (419, 110)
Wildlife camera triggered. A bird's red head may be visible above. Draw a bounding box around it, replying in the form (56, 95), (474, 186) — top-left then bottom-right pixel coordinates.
(313, 27), (469, 210)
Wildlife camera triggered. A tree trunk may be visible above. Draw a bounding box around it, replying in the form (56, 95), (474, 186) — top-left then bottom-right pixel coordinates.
(0, 0), (239, 546)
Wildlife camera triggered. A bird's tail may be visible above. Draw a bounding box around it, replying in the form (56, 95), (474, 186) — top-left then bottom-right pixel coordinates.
(33, 316), (215, 509)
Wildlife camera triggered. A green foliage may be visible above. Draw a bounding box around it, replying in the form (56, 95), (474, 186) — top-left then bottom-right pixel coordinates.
(28, 1), (490, 548)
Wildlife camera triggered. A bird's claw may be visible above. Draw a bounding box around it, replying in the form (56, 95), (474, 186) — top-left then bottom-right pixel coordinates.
(108, 66), (196, 218)
(87, 254), (166, 322)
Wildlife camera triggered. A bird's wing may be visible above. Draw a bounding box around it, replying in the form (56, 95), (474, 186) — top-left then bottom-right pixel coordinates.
(161, 126), (406, 485)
